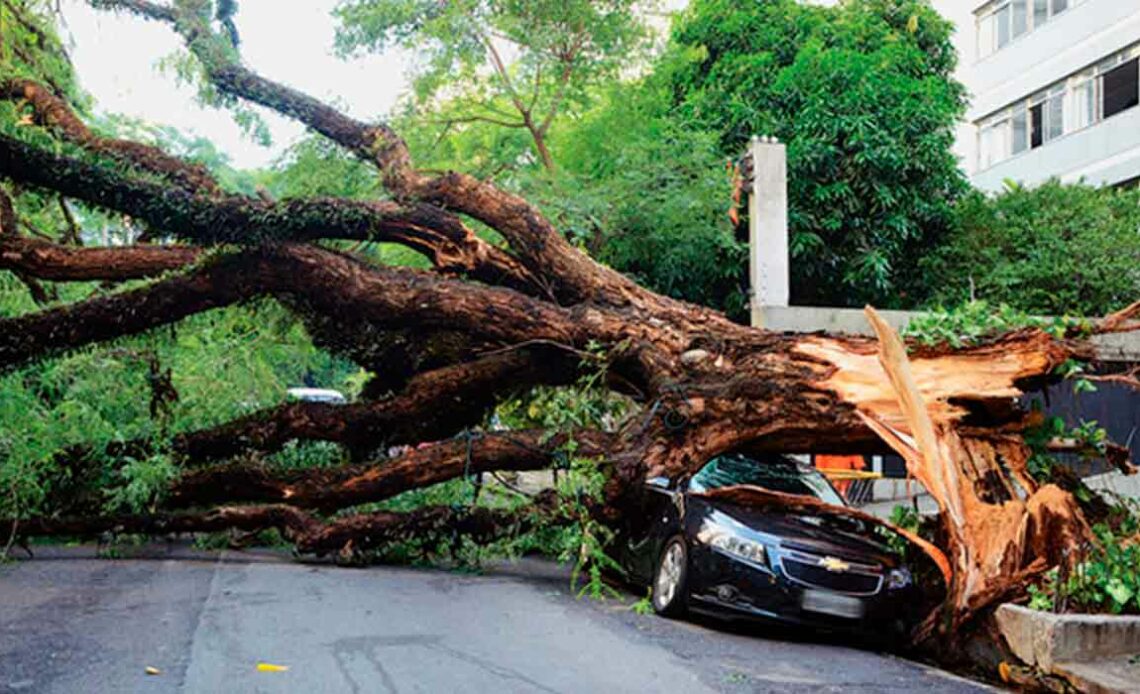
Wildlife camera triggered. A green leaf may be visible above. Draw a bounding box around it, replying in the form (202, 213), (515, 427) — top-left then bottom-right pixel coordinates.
(1106, 579), (1134, 608)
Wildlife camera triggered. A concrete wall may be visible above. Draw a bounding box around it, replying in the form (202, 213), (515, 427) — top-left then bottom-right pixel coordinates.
(753, 305), (1140, 362)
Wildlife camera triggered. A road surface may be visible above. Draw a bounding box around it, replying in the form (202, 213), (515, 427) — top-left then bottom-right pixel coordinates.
(0, 544), (995, 693)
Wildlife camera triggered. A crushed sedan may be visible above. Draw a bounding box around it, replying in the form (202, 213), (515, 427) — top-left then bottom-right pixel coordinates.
(614, 452), (924, 636)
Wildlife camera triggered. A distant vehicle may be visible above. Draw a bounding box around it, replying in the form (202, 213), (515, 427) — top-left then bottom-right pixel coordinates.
(286, 388), (347, 405)
(615, 453), (920, 636)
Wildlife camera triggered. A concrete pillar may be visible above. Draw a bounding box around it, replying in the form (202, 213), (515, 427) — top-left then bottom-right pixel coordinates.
(748, 135), (790, 328)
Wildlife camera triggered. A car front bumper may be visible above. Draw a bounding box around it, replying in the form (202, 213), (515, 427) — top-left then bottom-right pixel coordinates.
(686, 544), (917, 634)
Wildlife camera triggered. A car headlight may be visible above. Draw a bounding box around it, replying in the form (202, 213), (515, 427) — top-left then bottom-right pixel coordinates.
(888, 567), (912, 589)
(706, 532), (768, 567)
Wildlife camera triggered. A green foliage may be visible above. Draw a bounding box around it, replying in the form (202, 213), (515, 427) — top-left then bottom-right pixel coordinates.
(104, 450), (178, 513)
(0, 0), (83, 103)
(335, 0), (655, 169)
(883, 504), (921, 557)
(629, 587), (654, 615)
(889, 504), (920, 533)
(665, 0), (967, 307)
(922, 181), (1140, 316)
(496, 340), (636, 433)
(902, 300), (1090, 348)
(534, 86), (747, 316)
(0, 300), (357, 521)
(269, 441), (347, 471)
(1022, 406), (1110, 484)
(509, 450), (625, 599)
(377, 0), (970, 316)
(265, 136), (381, 201)
(1028, 516), (1140, 616)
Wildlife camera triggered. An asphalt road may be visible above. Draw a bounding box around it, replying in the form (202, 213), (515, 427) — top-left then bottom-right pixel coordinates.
(0, 545), (995, 693)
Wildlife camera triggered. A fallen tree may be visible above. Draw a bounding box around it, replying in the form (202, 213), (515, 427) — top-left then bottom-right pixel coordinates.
(2, 0), (1138, 659)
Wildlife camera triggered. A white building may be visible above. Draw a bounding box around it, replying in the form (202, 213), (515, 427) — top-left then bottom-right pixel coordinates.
(816, 0), (1140, 192)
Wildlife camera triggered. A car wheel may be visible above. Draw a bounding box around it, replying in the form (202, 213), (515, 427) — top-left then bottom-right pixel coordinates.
(652, 536), (689, 617)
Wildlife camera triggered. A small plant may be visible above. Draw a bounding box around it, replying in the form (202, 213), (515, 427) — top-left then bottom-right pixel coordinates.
(556, 450), (624, 600)
(1028, 520), (1140, 615)
(902, 301), (1090, 349)
(104, 450), (178, 514)
(889, 504), (920, 532)
(884, 504), (922, 556)
(630, 588), (654, 615)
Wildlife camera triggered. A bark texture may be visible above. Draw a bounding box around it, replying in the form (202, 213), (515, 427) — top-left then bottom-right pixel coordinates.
(0, 0), (1134, 657)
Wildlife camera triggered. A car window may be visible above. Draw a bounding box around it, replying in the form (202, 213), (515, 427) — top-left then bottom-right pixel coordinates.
(688, 453), (846, 506)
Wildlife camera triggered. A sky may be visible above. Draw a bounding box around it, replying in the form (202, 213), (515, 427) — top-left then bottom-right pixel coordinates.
(59, 0), (688, 170)
(58, 0), (413, 169)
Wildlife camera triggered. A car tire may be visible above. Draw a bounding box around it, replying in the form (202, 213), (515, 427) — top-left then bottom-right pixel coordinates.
(652, 536), (689, 617)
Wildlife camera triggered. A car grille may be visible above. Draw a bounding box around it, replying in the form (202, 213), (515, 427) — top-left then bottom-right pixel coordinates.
(779, 552), (883, 595)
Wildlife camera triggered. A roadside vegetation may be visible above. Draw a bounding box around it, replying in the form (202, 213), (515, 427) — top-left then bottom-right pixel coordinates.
(1, 0), (1137, 627)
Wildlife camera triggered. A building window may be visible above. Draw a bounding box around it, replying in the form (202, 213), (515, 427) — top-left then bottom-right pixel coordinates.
(976, 43), (1140, 171)
(979, 115), (1011, 170)
(1046, 86), (1065, 141)
(1103, 58), (1139, 120)
(1028, 101), (1044, 149)
(1071, 71), (1096, 130)
(1011, 105), (1029, 154)
(977, 0), (1084, 59)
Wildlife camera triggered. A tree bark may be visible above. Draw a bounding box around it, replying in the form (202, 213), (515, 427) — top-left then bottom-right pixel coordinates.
(0, 2), (1133, 660)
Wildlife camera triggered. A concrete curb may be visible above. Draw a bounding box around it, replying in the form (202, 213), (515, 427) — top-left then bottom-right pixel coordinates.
(995, 604), (1140, 693)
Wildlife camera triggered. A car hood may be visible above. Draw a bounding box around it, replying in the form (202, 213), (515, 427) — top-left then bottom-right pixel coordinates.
(696, 497), (899, 568)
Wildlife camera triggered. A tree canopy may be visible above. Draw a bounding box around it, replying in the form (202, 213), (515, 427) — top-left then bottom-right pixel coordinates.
(666, 0), (967, 307)
(334, 0), (656, 171)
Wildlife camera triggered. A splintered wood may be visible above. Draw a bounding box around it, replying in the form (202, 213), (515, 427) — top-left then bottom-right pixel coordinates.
(847, 308), (1090, 626)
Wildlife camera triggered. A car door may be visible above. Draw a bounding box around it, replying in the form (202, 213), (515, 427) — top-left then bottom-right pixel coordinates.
(621, 477), (685, 585)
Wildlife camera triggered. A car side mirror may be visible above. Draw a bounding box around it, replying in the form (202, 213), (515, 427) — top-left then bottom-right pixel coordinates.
(646, 476), (671, 490)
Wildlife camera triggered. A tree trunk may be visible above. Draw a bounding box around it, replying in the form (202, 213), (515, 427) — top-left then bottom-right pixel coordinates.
(1, 0), (1137, 661)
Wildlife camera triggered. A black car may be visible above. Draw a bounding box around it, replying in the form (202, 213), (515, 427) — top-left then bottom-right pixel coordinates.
(616, 452), (920, 634)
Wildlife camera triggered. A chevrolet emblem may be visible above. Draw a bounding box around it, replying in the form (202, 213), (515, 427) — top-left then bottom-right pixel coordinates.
(818, 556), (850, 573)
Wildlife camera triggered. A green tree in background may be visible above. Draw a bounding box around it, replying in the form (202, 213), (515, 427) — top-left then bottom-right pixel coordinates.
(537, 81), (746, 317)
(334, 0), (656, 171)
(666, 0), (968, 307)
(921, 181), (1140, 316)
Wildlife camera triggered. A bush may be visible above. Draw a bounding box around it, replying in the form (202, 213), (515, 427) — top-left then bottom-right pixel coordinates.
(921, 181), (1140, 316)
(1028, 512), (1140, 615)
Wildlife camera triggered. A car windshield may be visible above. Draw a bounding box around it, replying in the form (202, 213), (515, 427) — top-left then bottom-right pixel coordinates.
(688, 453), (846, 506)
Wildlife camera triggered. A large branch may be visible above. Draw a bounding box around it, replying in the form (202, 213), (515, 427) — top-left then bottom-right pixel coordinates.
(0, 134), (538, 292)
(87, 0), (663, 306)
(2, 78), (220, 194)
(183, 347), (578, 458)
(63, 345), (581, 472)
(10, 496), (567, 558)
(0, 235), (200, 281)
(0, 251), (256, 369)
(0, 243), (621, 374)
(169, 430), (613, 512)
